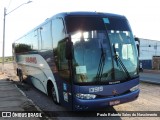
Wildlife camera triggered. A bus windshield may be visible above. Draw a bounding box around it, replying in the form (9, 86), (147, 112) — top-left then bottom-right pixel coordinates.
(66, 16), (138, 84)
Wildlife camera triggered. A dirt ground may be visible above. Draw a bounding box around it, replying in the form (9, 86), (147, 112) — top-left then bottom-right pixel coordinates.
(0, 62), (17, 80)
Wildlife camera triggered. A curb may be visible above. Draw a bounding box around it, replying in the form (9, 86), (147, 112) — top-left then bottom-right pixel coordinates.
(140, 79), (160, 85)
(143, 69), (160, 74)
(15, 82), (50, 120)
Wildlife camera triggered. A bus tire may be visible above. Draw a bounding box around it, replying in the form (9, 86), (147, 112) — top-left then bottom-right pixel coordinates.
(47, 81), (59, 105)
(18, 69), (23, 82)
(51, 85), (58, 104)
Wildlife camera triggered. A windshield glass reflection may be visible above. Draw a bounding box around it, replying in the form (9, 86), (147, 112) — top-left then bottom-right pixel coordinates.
(71, 30), (113, 83)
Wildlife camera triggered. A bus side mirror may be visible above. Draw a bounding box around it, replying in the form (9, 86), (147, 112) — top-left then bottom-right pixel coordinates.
(137, 44), (140, 57)
(65, 37), (73, 60)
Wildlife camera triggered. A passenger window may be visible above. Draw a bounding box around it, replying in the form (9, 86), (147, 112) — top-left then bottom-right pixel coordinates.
(57, 40), (70, 82)
(40, 22), (52, 50)
(52, 18), (69, 81)
(27, 31), (38, 51)
(15, 30), (38, 53)
(52, 18), (65, 48)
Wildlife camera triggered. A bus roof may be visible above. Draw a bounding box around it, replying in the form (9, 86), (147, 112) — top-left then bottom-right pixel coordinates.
(53, 11), (125, 19)
(14, 11), (126, 42)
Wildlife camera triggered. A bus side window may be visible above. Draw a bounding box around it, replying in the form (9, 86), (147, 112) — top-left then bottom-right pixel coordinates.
(57, 40), (70, 81)
(40, 22), (52, 50)
(52, 18), (70, 82)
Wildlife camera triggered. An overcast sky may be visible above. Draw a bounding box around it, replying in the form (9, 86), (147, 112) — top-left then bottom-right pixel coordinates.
(0, 0), (160, 56)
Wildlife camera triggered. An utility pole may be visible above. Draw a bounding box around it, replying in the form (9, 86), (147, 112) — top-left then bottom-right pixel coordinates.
(1, 1), (32, 73)
(2, 8), (6, 73)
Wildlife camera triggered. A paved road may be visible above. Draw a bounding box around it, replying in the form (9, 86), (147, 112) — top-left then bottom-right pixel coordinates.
(140, 72), (160, 84)
(0, 79), (43, 120)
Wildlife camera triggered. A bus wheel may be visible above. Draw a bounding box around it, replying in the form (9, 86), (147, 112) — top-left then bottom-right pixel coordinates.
(18, 70), (23, 82)
(51, 85), (59, 104)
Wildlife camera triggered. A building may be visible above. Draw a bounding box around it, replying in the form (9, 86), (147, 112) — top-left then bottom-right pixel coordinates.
(139, 38), (160, 70)
(152, 56), (160, 70)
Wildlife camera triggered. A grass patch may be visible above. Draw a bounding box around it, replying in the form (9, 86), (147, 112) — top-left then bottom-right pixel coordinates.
(0, 56), (13, 63)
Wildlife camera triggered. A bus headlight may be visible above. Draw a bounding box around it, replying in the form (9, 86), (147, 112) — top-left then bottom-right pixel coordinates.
(76, 93), (96, 99)
(130, 85), (139, 92)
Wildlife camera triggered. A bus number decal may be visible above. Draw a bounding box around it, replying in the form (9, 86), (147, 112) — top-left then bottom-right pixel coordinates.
(89, 86), (103, 93)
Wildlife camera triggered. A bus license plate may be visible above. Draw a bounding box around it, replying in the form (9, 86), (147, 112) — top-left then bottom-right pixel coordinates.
(109, 100), (120, 106)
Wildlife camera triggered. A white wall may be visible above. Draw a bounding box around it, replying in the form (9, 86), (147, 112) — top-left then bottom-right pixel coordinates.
(139, 38), (160, 60)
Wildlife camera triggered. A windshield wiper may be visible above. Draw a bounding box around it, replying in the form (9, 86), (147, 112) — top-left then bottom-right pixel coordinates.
(113, 44), (131, 79)
(96, 43), (106, 82)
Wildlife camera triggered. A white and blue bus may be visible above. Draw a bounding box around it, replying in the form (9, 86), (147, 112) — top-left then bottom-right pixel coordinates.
(13, 12), (139, 110)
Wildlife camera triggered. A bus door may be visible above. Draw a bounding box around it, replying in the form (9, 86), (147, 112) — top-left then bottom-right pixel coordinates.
(53, 39), (73, 110)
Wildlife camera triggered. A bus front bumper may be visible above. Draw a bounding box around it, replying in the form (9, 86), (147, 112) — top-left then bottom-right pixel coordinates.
(73, 89), (140, 110)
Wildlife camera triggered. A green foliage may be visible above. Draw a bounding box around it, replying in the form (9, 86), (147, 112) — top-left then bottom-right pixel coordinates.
(0, 56), (13, 63)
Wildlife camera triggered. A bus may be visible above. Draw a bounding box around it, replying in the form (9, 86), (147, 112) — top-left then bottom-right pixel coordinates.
(13, 12), (139, 110)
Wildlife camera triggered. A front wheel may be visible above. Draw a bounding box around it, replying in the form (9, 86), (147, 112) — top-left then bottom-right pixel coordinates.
(51, 85), (59, 105)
